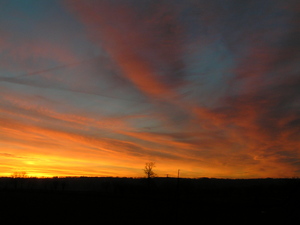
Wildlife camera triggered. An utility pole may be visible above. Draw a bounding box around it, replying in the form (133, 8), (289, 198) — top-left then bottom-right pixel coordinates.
(177, 169), (180, 192)
(175, 169), (180, 222)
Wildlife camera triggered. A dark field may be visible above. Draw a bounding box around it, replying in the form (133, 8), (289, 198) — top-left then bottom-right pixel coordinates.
(0, 177), (299, 224)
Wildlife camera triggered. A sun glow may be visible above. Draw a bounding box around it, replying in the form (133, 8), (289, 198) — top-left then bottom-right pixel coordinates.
(25, 161), (36, 165)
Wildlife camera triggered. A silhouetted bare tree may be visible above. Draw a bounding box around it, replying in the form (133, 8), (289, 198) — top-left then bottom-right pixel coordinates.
(10, 171), (28, 189)
(143, 162), (156, 179)
(11, 171), (28, 178)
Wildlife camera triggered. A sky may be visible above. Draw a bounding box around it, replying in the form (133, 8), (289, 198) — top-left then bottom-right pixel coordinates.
(0, 0), (299, 178)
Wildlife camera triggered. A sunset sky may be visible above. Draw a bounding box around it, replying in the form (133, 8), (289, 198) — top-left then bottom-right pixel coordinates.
(0, 0), (299, 178)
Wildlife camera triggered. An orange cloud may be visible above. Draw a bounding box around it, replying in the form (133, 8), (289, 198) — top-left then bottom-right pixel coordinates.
(66, 1), (184, 98)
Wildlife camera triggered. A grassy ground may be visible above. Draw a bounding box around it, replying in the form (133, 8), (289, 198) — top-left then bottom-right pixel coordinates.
(0, 178), (299, 224)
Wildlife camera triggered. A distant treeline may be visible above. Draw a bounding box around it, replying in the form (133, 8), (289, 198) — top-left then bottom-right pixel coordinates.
(0, 177), (299, 195)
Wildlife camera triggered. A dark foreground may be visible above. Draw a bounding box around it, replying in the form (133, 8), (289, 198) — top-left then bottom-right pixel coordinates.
(0, 177), (299, 224)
